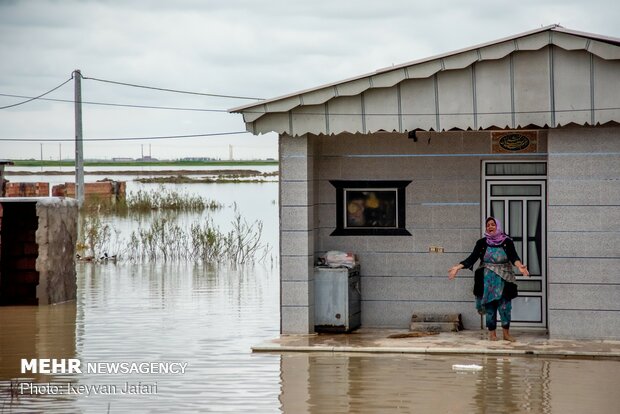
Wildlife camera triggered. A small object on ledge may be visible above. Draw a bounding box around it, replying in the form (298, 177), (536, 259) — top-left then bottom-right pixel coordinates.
(323, 250), (357, 268)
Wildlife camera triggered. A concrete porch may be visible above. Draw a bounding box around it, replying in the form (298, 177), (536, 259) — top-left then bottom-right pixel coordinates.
(253, 328), (620, 359)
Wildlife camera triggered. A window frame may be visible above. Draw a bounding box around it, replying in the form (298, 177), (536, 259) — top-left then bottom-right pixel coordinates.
(329, 180), (412, 236)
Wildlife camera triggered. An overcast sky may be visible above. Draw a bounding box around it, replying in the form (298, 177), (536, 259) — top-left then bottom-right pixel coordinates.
(1, 0), (619, 161)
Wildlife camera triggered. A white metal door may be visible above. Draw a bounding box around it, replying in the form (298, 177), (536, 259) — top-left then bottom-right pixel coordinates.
(484, 176), (547, 328)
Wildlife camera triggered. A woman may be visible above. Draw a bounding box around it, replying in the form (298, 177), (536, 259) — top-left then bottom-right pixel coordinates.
(448, 217), (529, 342)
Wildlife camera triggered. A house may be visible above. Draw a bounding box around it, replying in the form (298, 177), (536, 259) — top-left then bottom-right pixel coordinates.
(230, 25), (620, 340)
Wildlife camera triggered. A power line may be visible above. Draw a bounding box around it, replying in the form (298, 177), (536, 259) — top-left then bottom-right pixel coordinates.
(2, 90), (618, 117)
(0, 131), (251, 143)
(0, 93), (230, 112)
(0, 77), (73, 110)
(81, 75), (265, 101)
(2, 73), (618, 119)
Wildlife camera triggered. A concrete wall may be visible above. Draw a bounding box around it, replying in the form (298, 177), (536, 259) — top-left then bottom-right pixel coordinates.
(280, 134), (318, 333)
(279, 125), (619, 340)
(547, 126), (620, 339)
(314, 131), (487, 330)
(278, 130), (547, 333)
(35, 198), (79, 305)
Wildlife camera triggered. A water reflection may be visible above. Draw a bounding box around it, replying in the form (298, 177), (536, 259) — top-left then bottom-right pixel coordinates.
(278, 353), (620, 414)
(0, 303), (76, 380)
(473, 357), (535, 414)
(0, 302), (78, 412)
(1, 263), (281, 413)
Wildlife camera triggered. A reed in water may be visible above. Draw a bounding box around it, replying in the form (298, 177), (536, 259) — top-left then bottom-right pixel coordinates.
(78, 191), (269, 264)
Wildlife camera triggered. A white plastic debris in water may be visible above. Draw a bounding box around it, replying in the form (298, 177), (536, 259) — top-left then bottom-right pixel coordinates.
(452, 364), (483, 371)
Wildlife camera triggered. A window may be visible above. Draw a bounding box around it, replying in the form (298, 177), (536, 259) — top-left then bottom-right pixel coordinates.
(485, 162), (547, 176)
(330, 180), (411, 236)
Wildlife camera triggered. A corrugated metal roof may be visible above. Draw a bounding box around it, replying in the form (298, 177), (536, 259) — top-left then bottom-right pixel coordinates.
(230, 25), (620, 136)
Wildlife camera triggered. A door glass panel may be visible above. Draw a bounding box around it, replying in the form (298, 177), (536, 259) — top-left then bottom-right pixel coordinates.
(511, 296), (542, 322)
(513, 241), (523, 271)
(515, 280), (542, 292)
(527, 242), (540, 276)
(509, 201), (522, 237)
(527, 200), (542, 276)
(490, 200), (504, 228)
(509, 200), (523, 261)
(486, 162), (547, 176)
(491, 185), (541, 196)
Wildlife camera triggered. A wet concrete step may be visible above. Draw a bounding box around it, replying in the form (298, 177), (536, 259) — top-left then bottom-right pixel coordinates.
(410, 313), (463, 332)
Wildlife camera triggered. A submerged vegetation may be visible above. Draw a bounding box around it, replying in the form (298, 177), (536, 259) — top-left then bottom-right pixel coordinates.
(80, 187), (222, 216)
(124, 188), (221, 213)
(77, 188), (270, 265)
(134, 171), (278, 184)
(125, 211), (268, 263)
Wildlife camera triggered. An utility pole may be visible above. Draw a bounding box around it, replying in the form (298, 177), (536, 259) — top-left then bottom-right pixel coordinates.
(40, 143), (43, 171)
(74, 69), (84, 206)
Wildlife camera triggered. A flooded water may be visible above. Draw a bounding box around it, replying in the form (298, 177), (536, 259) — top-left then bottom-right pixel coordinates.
(100, 181), (281, 257)
(2, 262), (620, 413)
(279, 352), (620, 413)
(4, 165), (279, 188)
(5, 167), (281, 252)
(1, 263), (281, 413)
(1, 176), (620, 412)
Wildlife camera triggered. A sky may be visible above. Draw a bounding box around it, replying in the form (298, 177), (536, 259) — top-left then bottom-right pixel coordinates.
(0, 0), (619, 161)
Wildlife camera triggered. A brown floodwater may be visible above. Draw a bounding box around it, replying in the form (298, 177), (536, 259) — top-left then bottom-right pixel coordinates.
(1, 262), (620, 413)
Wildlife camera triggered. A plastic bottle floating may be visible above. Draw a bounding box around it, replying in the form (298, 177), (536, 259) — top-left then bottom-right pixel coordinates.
(452, 364), (483, 371)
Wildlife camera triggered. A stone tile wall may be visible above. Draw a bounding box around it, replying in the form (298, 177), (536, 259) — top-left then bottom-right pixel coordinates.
(547, 126), (620, 339)
(311, 131), (493, 329)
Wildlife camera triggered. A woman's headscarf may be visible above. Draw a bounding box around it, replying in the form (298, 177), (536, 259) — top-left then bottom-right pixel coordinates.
(485, 217), (509, 246)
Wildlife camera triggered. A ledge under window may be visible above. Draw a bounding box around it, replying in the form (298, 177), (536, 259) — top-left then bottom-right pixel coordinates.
(330, 180), (411, 236)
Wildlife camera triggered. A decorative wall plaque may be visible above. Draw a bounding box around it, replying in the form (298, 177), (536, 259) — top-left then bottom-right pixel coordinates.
(491, 131), (538, 153)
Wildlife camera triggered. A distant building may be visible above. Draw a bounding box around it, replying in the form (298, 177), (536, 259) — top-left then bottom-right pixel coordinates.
(181, 157), (215, 162)
(136, 156), (158, 162)
(112, 157), (134, 162)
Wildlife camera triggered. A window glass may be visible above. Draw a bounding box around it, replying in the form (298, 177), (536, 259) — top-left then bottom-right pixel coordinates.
(486, 162), (547, 176)
(491, 185), (541, 196)
(345, 189), (397, 228)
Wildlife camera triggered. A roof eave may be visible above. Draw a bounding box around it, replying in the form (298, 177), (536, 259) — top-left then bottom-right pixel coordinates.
(229, 25), (566, 113)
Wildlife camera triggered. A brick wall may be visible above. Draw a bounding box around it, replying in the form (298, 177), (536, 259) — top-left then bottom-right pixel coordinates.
(52, 181), (126, 202)
(4, 182), (49, 197)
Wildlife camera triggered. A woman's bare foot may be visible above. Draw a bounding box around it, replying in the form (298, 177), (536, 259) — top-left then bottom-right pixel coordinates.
(488, 331), (498, 341)
(502, 328), (516, 342)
